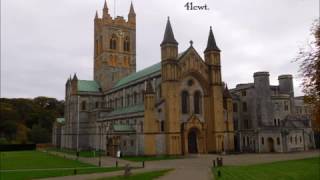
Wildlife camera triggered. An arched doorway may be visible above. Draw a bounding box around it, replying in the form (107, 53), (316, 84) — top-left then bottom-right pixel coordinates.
(267, 137), (275, 152)
(188, 129), (198, 153)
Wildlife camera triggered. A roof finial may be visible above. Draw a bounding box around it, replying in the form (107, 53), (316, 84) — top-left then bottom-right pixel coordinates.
(95, 11), (99, 19)
(189, 40), (193, 46)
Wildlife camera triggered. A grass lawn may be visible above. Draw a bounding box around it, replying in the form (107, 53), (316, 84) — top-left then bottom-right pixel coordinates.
(0, 151), (122, 180)
(46, 147), (104, 158)
(213, 157), (320, 180)
(95, 169), (173, 180)
(122, 155), (182, 162)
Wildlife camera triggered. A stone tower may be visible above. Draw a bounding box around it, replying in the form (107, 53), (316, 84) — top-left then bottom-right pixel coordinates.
(204, 27), (225, 152)
(161, 17), (182, 155)
(94, 1), (136, 91)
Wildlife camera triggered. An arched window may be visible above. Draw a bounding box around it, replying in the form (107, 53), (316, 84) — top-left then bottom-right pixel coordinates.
(81, 101), (86, 110)
(181, 91), (189, 114)
(120, 97), (123, 107)
(277, 137), (280, 145)
(194, 91), (202, 114)
(127, 94), (130, 106)
(95, 101), (99, 108)
(123, 36), (130, 51)
(110, 34), (117, 50)
(133, 92), (137, 104)
(261, 137), (264, 145)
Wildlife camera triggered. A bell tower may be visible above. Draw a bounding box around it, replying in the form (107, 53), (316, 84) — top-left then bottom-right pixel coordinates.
(94, 1), (136, 91)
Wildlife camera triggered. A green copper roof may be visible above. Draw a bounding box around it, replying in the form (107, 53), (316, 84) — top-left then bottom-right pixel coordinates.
(114, 62), (161, 88)
(108, 104), (144, 117)
(112, 124), (135, 132)
(56, 118), (65, 124)
(78, 80), (101, 92)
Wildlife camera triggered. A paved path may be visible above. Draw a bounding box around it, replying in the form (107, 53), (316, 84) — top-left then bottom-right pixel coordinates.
(42, 150), (320, 180)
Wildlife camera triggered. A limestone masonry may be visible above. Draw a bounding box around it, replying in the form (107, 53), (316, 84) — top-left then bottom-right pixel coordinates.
(52, 1), (315, 156)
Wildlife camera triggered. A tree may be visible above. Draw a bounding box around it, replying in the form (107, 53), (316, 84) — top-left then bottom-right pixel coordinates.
(29, 124), (50, 143)
(295, 20), (320, 146)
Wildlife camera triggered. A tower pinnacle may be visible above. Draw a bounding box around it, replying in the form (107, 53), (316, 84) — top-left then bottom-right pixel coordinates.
(204, 26), (220, 53)
(161, 17), (178, 46)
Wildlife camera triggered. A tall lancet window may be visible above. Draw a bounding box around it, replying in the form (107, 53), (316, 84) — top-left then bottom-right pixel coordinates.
(181, 91), (189, 114)
(123, 36), (130, 51)
(194, 91), (202, 114)
(110, 34), (117, 50)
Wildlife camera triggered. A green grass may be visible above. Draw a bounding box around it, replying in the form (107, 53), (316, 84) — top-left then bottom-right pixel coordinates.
(122, 155), (182, 162)
(213, 157), (320, 180)
(95, 169), (173, 180)
(47, 147), (104, 158)
(0, 151), (122, 180)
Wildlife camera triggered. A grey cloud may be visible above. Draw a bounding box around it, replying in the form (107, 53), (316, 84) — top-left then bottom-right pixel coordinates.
(1, 0), (318, 100)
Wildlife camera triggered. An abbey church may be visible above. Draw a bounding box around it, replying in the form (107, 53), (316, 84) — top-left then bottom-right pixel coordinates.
(55, 1), (235, 156)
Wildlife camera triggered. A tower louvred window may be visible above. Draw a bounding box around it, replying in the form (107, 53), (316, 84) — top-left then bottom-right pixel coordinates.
(110, 34), (117, 49)
(123, 36), (130, 51)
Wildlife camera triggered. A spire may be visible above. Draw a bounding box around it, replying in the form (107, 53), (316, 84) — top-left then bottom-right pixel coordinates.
(129, 1), (135, 15)
(161, 17), (178, 46)
(95, 11), (99, 19)
(104, 0), (108, 10)
(204, 26), (220, 53)
(223, 85), (232, 98)
(145, 79), (154, 94)
(72, 73), (78, 81)
(103, 0), (110, 18)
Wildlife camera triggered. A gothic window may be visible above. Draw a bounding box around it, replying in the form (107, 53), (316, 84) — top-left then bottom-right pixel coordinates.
(120, 97), (124, 107)
(261, 137), (264, 145)
(244, 119), (249, 129)
(181, 91), (189, 114)
(127, 94), (130, 106)
(300, 136), (302, 143)
(243, 136), (246, 146)
(81, 101), (86, 110)
(242, 102), (247, 112)
(110, 34), (117, 50)
(123, 36), (130, 51)
(160, 121), (165, 132)
(284, 101), (289, 111)
(295, 136), (297, 144)
(277, 137), (280, 145)
(278, 119), (280, 126)
(95, 102), (99, 108)
(241, 90), (246, 96)
(274, 119), (277, 126)
(194, 91), (202, 114)
(133, 92), (137, 104)
(290, 136), (293, 144)
(115, 98), (118, 108)
(233, 103), (238, 112)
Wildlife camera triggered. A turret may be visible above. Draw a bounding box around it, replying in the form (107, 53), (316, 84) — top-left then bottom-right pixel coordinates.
(278, 74), (294, 97)
(160, 17), (179, 81)
(143, 79), (157, 155)
(204, 26), (221, 85)
(71, 73), (78, 95)
(160, 17), (178, 61)
(254, 72), (270, 89)
(128, 2), (136, 25)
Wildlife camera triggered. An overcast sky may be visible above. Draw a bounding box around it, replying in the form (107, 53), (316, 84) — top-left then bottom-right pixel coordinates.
(1, 0), (319, 100)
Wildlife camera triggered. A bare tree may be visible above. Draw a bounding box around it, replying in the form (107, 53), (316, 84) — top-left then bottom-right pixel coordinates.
(295, 20), (320, 134)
